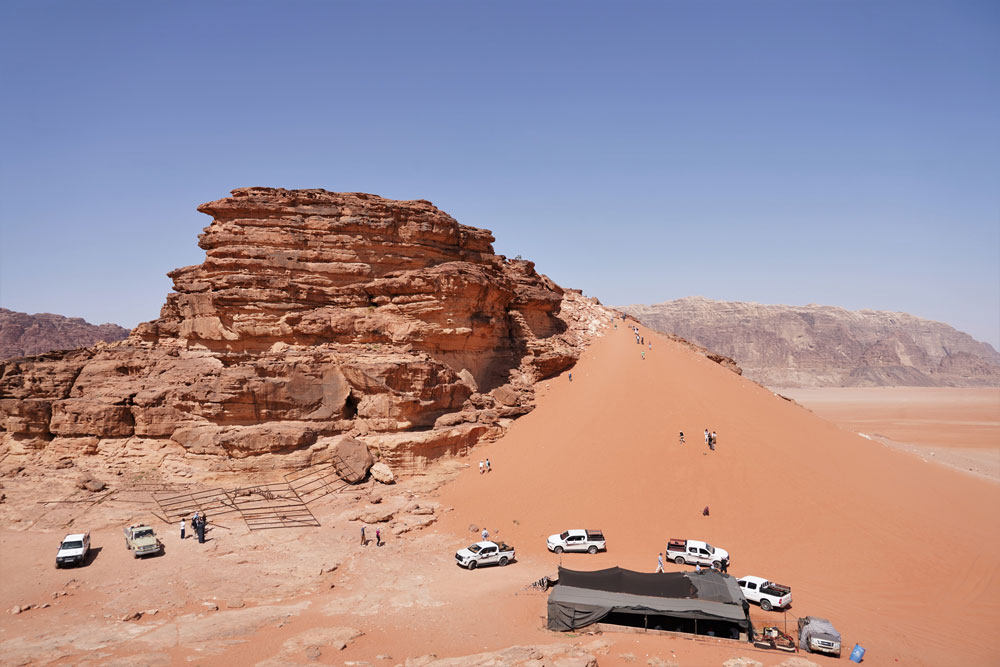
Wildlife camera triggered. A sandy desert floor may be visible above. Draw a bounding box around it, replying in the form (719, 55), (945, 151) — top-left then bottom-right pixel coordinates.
(1, 321), (998, 666)
(777, 387), (1000, 482)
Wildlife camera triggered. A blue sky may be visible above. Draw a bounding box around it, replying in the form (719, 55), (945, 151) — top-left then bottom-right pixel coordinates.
(1, 1), (998, 347)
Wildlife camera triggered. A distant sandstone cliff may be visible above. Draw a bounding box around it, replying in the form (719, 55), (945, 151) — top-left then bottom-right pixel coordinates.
(1, 188), (615, 475)
(622, 297), (1000, 387)
(0, 309), (130, 360)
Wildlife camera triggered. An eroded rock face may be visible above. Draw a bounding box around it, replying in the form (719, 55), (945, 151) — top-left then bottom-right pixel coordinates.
(623, 296), (1000, 387)
(1, 188), (611, 473)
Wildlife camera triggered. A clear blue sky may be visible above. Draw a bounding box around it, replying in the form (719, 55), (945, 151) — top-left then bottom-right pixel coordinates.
(1, 1), (998, 347)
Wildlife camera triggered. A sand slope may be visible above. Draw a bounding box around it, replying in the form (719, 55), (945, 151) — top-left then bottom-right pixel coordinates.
(439, 321), (1000, 666)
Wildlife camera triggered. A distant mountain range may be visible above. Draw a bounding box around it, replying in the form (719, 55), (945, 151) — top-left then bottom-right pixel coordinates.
(0, 308), (130, 360)
(621, 297), (1000, 387)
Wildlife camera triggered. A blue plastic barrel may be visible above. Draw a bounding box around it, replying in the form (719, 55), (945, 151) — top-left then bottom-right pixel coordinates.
(850, 644), (866, 662)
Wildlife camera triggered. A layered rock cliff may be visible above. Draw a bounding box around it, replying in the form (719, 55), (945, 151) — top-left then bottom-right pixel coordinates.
(623, 297), (1000, 387)
(0, 309), (129, 360)
(0, 188), (612, 474)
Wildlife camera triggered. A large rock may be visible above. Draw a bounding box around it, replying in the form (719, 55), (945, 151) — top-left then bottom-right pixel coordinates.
(370, 461), (395, 484)
(327, 435), (374, 482)
(623, 297), (1000, 387)
(0, 188), (613, 473)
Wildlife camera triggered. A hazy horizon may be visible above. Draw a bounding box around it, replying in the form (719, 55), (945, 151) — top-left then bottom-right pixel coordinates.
(2, 1), (997, 347)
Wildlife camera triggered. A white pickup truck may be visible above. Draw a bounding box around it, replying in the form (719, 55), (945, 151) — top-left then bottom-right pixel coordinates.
(547, 529), (606, 554)
(455, 541), (515, 569)
(666, 538), (730, 569)
(738, 575), (792, 611)
(55, 532), (90, 568)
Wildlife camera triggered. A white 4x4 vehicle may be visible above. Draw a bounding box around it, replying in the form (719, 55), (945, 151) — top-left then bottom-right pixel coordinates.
(455, 541), (515, 569)
(738, 575), (792, 611)
(56, 533), (90, 568)
(666, 538), (730, 569)
(547, 529), (606, 554)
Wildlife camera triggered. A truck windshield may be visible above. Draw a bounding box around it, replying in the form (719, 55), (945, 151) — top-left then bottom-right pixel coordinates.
(468, 544), (482, 553)
(135, 529), (153, 539)
(705, 544), (715, 553)
(61, 541), (83, 549)
(559, 531), (569, 540)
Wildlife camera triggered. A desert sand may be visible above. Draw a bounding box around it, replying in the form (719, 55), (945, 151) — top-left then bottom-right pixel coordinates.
(2, 321), (998, 666)
(778, 387), (1000, 482)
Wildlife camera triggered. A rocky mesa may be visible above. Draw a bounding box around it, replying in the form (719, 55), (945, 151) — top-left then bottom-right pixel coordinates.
(0, 309), (130, 361)
(623, 296), (1000, 387)
(0, 188), (612, 475)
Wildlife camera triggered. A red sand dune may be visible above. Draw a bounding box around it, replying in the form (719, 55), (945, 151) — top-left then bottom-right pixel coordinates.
(439, 321), (1000, 666)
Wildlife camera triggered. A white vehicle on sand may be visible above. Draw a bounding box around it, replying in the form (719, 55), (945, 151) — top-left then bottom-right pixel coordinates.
(666, 538), (730, 569)
(738, 575), (792, 611)
(55, 533), (90, 568)
(546, 529), (606, 554)
(455, 541), (515, 569)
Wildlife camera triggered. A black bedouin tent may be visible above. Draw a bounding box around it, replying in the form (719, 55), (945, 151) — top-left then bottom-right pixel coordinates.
(547, 567), (751, 638)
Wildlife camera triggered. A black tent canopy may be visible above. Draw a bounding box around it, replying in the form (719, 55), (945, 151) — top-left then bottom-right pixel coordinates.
(547, 567), (751, 635)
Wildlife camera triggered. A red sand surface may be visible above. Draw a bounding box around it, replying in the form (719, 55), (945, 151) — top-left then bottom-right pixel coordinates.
(779, 387), (1000, 482)
(439, 322), (1000, 666)
(777, 386), (1000, 449)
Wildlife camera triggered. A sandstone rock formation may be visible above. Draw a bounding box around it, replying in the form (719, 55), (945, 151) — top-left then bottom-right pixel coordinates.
(0, 188), (612, 474)
(623, 297), (1000, 387)
(0, 309), (129, 360)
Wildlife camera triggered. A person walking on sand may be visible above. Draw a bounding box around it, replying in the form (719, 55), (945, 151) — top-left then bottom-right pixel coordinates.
(376, 527), (381, 547)
(641, 350), (645, 360)
(703, 505), (710, 516)
(180, 517), (186, 540)
(482, 528), (489, 541)
(656, 553), (664, 573)
(568, 372), (572, 382)
(679, 431), (685, 444)
(704, 429), (709, 445)
(360, 524), (366, 546)
(711, 431), (717, 448)
(485, 458), (491, 473)
(479, 460), (484, 475)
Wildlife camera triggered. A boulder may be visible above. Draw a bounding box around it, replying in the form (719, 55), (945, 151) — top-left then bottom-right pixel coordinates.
(327, 435), (374, 483)
(76, 474), (106, 492)
(370, 461), (395, 484)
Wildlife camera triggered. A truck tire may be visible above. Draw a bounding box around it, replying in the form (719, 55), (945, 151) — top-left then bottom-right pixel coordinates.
(499, 557), (509, 566)
(674, 556), (685, 565)
(760, 598), (773, 612)
(133, 551), (139, 559)
(553, 546), (564, 554)
(468, 560), (477, 570)
(588, 545), (598, 554)
(712, 560), (722, 569)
